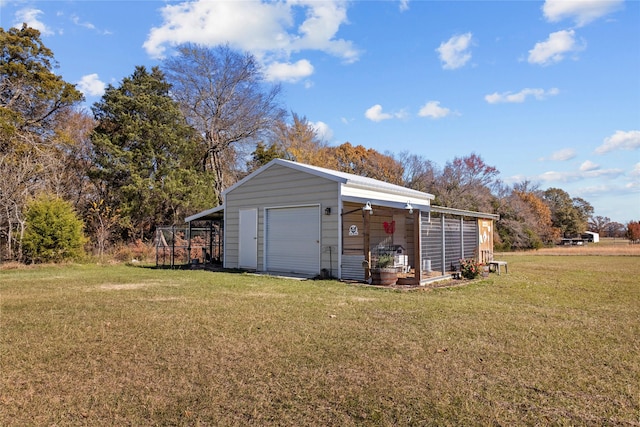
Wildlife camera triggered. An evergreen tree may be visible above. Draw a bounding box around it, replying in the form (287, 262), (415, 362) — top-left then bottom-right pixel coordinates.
(90, 66), (215, 240)
(247, 141), (286, 172)
(22, 194), (86, 263)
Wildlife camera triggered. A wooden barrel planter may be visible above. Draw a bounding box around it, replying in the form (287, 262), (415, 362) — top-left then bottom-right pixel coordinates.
(371, 268), (398, 286)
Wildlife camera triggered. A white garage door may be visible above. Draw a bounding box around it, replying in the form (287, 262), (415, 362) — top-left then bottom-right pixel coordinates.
(265, 206), (320, 276)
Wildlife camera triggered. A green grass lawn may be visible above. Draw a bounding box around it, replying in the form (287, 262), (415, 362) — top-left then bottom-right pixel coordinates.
(1, 256), (639, 426)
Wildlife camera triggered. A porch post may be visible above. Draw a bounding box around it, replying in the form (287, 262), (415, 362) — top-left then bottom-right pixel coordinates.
(363, 211), (371, 281)
(460, 216), (464, 260)
(413, 209), (421, 285)
(440, 215), (446, 275)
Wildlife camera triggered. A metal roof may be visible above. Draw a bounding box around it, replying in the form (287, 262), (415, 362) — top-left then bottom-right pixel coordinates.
(224, 158), (435, 202)
(184, 205), (224, 222)
(183, 160), (505, 223)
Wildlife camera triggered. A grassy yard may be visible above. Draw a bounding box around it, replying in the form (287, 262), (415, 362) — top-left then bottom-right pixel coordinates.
(1, 255), (639, 426)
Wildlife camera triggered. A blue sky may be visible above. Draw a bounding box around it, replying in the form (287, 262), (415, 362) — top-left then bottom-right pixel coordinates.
(2, 0), (639, 223)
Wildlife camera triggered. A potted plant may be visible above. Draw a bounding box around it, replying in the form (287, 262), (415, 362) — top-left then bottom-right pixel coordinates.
(370, 254), (398, 286)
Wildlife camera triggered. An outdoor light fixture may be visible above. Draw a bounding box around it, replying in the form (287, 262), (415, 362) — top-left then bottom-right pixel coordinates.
(363, 201), (373, 215)
(325, 207), (331, 215)
(405, 201), (413, 214)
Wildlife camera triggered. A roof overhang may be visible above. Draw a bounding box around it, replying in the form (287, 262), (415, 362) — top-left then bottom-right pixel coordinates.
(342, 195), (431, 212)
(341, 182), (433, 213)
(185, 205), (225, 222)
(430, 205), (499, 220)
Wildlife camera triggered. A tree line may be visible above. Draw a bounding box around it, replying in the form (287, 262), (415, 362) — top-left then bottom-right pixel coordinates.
(1, 25), (636, 262)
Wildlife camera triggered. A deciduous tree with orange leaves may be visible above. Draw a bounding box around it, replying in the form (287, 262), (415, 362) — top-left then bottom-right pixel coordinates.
(627, 221), (640, 242)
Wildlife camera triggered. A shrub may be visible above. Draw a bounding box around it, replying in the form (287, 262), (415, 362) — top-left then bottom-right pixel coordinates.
(22, 195), (86, 263)
(375, 254), (395, 269)
(459, 258), (482, 279)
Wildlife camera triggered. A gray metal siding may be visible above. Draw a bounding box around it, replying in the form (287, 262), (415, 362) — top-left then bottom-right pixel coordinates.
(463, 219), (478, 259)
(422, 215), (442, 273)
(444, 217), (461, 271)
(341, 255), (366, 281)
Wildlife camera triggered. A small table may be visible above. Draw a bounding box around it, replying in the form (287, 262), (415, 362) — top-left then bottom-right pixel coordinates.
(489, 261), (508, 275)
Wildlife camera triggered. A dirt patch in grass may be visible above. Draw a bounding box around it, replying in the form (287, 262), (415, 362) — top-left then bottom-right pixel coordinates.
(349, 296), (379, 302)
(98, 282), (166, 290)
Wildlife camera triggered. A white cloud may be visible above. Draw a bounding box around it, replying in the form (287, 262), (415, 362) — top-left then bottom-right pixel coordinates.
(293, 1), (359, 63)
(528, 30), (583, 66)
(399, 0), (410, 12)
(485, 87), (559, 104)
(13, 8), (53, 36)
(543, 0), (623, 27)
(143, 0), (359, 83)
(436, 32), (473, 70)
(70, 14), (96, 30)
(579, 160), (599, 171)
(69, 13), (111, 35)
(418, 101), (452, 119)
(575, 184), (617, 197)
(310, 121), (333, 142)
(265, 60), (314, 83)
(630, 163), (640, 177)
(539, 148), (577, 161)
(595, 130), (640, 154)
(77, 74), (106, 97)
(365, 104), (393, 122)
(538, 167), (624, 183)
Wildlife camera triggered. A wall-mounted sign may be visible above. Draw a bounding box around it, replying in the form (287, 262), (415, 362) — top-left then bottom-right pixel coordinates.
(349, 225), (358, 236)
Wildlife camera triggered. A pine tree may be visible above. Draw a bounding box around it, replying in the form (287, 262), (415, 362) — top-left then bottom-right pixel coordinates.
(90, 66), (215, 240)
(22, 194), (86, 263)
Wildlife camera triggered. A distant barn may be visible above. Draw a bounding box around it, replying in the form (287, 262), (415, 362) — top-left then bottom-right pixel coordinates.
(582, 231), (600, 243)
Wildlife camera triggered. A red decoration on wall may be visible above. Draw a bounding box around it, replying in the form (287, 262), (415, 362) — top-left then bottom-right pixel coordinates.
(383, 221), (395, 234)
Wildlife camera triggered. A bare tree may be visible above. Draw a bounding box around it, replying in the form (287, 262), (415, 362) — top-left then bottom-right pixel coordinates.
(163, 44), (285, 204)
(588, 215), (612, 234)
(435, 153), (500, 212)
(396, 152), (439, 193)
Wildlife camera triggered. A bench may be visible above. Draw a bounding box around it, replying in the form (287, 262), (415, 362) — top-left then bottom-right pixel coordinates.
(488, 260), (508, 275)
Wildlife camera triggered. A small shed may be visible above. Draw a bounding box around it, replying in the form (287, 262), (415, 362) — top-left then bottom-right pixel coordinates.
(582, 231), (600, 243)
(186, 159), (498, 284)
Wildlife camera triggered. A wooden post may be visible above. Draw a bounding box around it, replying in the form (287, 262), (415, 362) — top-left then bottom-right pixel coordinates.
(412, 209), (421, 285)
(363, 210), (371, 281)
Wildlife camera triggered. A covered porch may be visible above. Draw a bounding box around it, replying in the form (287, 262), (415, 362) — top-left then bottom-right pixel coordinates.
(340, 201), (498, 285)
